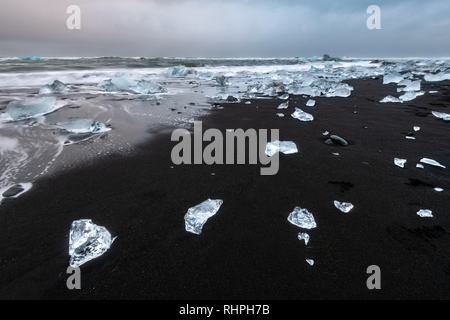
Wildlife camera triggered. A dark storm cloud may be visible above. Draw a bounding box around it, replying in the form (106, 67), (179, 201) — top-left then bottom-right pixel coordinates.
(0, 0), (449, 57)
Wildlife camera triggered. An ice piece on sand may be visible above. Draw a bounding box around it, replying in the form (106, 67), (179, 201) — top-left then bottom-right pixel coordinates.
(416, 164), (424, 168)
(287, 207), (317, 229)
(6, 97), (56, 121)
(397, 80), (421, 92)
(298, 233), (310, 245)
(380, 95), (401, 103)
(306, 99), (316, 106)
(167, 65), (192, 76)
(394, 158), (407, 168)
(432, 111), (450, 121)
(130, 80), (167, 94)
(399, 91), (417, 102)
(98, 80), (120, 92)
(424, 72), (450, 82)
(334, 201), (354, 213)
(57, 117), (109, 134)
(291, 108), (314, 122)
(420, 158), (446, 168)
(278, 93), (289, 100)
(69, 219), (116, 267)
(215, 75), (229, 86)
(198, 72), (214, 80)
(184, 199), (223, 235)
(414, 126), (420, 131)
(265, 140), (298, 157)
(306, 259), (314, 266)
(39, 80), (68, 94)
(434, 188), (444, 192)
(417, 209), (433, 218)
(383, 72), (404, 84)
(111, 74), (137, 90)
(278, 101), (289, 109)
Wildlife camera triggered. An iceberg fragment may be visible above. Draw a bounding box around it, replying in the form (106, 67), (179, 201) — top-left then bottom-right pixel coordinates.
(399, 91), (417, 102)
(420, 158), (446, 168)
(21, 57), (41, 61)
(434, 188), (444, 192)
(432, 111), (450, 121)
(278, 93), (289, 100)
(6, 97), (56, 121)
(380, 95), (401, 103)
(184, 199), (223, 235)
(306, 99), (316, 107)
(111, 74), (137, 90)
(215, 75), (229, 86)
(414, 126), (420, 131)
(69, 219), (116, 267)
(417, 209), (433, 218)
(334, 201), (354, 213)
(424, 73), (450, 82)
(287, 207), (317, 229)
(130, 80), (167, 94)
(278, 101), (289, 109)
(298, 233), (310, 246)
(265, 140), (298, 157)
(383, 72), (404, 84)
(291, 108), (314, 122)
(397, 79), (421, 92)
(167, 65), (192, 76)
(198, 72), (214, 80)
(98, 79), (120, 92)
(394, 158), (407, 168)
(306, 259), (314, 266)
(39, 80), (68, 94)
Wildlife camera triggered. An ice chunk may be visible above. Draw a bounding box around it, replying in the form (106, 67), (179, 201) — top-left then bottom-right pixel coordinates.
(57, 117), (109, 134)
(434, 188), (444, 192)
(306, 99), (316, 107)
(69, 219), (116, 267)
(21, 57), (41, 61)
(383, 72), (404, 84)
(279, 93), (289, 100)
(300, 73), (319, 86)
(184, 199), (223, 235)
(399, 91), (417, 102)
(334, 201), (354, 213)
(380, 95), (401, 103)
(276, 113), (285, 117)
(298, 233), (310, 245)
(432, 111), (450, 121)
(417, 209), (433, 218)
(416, 164), (424, 169)
(394, 158), (406, 168)
(287, 207), (317, 229)
(167, 65), (192, 76)
(215, 75), (229, 86)
(6, 97), (56, 121)
(278, 101), (289, 109)
(111, 74), (137, 90)
(198, 72), (214, 80)
(397, 80), (421, 92)
(306, 259), (314, 266)
(414, 126), (420, 131)
(98, 79), (120, 92)
(291, 108), (314, 122)
(424, 72), (450, 82)
(420, 158), (446, 168)
(265, 140), (298, 157)
(310, 56), (318, 62)
(130, 80), (167, 94)
(39, 80), (68, 94)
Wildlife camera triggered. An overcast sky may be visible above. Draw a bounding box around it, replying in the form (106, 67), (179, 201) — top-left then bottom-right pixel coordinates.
(0, 0), (449, 58)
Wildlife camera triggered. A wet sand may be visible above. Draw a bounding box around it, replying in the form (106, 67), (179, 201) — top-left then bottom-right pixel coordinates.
(0, 78), (450, 300)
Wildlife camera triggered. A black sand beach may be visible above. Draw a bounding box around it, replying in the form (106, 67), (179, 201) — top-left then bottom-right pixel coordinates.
(1, 78), (450, 300)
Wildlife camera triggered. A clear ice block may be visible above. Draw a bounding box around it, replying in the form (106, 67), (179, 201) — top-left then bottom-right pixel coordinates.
(420, 158), (446, 168)
(298, 232), (310, 245)
(69, 219), (116, 267)
(334, 201), (354, 213)
(131, 80), (167, 94)
(6, 97), (56, 121)
(265, 140), (298, 157)
(287, 207), (317, 229)
(432, 111), (450, 121)
(306, 99), (316, 107)
(417, 209), (433, 218)
(394, 158), (407, 168)
(184, 199), (223, 235)
(291, 108), (314, 122)
(39, 80), (68, 94)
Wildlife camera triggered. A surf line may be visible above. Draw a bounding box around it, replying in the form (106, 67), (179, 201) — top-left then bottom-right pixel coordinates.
(171, 121), (280, 175)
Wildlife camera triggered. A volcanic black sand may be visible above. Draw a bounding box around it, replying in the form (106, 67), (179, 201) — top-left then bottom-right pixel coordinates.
(0, 78), (449, 300)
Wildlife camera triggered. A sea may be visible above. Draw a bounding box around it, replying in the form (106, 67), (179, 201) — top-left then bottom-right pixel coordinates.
(0, 56), (448, 202)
